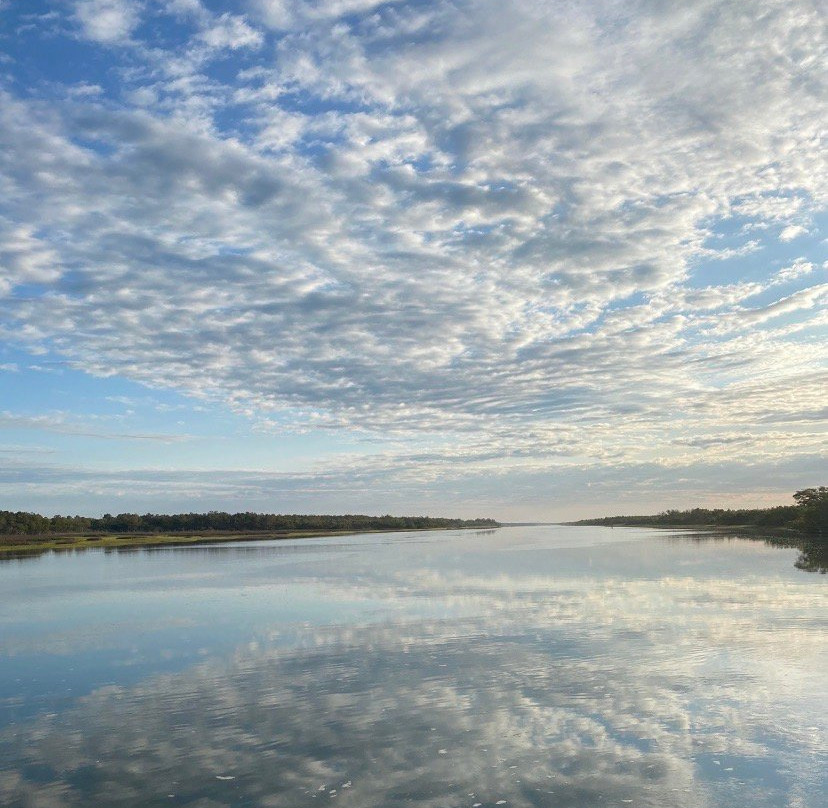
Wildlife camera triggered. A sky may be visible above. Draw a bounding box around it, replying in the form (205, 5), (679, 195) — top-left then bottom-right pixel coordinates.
(0, 0), (825, 521)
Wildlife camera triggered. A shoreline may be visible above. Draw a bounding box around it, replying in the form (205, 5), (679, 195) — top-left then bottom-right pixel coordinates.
(0, 524), (500, 556)
(565, 521), (821, 539)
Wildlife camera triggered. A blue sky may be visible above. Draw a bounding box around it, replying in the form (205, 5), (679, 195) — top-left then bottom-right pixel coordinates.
(0, 0), (825, 520)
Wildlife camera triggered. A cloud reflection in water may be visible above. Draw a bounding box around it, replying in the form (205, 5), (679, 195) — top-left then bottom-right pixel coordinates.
(1, 545), (826, 808)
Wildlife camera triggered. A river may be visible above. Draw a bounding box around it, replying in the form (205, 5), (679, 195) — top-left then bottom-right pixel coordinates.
(0, 525), (825, 807)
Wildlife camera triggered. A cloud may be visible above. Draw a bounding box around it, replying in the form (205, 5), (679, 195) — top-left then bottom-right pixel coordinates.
(778, 224), (809, 242)
(0, 220), (62, 295)
(0, 411), (194, 443)
(731, 284), (828, 325)
(198, 13), (263, 50)
(775, 257), (816, 283)
(249, 0), (403, 30)
(0, 0), (825, 508)
(165, 0), (206, 18)
(73, 0), (141, 44)
(0, 449), (824, 521)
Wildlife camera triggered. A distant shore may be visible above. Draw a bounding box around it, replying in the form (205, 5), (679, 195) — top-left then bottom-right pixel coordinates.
(0, 510), (500, 556)
(565, 489), (827, 574)
(567, 521), (809, 537)
(565, 487), (826, 538)
(0, 524), (500, 556)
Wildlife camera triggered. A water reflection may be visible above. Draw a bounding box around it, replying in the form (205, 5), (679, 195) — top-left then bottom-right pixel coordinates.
(0, 528), (825, 807)
(660, 531), (828, 575)
(793, 541), (827, 574)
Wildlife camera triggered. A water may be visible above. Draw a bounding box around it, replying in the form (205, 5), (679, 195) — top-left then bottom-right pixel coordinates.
(0, 525), (825, 807)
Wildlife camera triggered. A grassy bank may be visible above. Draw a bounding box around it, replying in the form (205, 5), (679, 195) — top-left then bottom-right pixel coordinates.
(0, 524), (499, 556)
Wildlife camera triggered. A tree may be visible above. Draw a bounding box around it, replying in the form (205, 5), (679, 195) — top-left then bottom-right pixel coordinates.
(793, 487), (828, 535)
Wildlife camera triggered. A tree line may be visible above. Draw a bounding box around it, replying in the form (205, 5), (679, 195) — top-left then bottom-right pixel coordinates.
(568, 487), (827, 536)
(0, 510), (499, 537)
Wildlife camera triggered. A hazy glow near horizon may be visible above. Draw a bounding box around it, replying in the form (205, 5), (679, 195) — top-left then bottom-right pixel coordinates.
(0, 0), (825, 519)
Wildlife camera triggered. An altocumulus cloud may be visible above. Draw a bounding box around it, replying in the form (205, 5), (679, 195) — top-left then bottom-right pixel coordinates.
(0, 0), (826, 513)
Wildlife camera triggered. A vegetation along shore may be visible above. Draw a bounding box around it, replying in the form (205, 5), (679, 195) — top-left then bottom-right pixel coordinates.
(566, 487), (827, 536)
(2, 488), (825, 562)
(0, 512), (500, 554)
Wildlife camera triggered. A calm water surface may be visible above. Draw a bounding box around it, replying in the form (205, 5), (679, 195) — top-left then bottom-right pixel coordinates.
(0, 526), (825, 807)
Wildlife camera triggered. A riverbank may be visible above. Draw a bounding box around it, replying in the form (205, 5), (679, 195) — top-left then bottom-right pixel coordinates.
(0, 524), (500, 556)
(566, 487), (826, 538)
(570, 522), (807, 537)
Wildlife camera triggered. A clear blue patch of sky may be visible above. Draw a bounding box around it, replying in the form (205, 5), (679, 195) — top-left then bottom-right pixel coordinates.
(203, 48), (267, 86)
(0, 346), (391, 472)
(688, 210), (825, 295)
(602, 290), (649, 312)
(137, 8), (207, 52)
(7, 282), (51, 300)
(67, 134), (119, 158)
(1, 5), (119, 98)
(1, 345), (209, 426)
(276, 88), (374, 117)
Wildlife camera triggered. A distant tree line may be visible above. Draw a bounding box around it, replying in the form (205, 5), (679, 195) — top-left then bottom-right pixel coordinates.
(0, 510), (499, 537)
(569, 487), (827, 536)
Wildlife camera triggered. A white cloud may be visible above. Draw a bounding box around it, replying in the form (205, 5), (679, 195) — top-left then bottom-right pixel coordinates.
(249, 0), (402, 30)
(165, 0), (206, 18)
(0, 220), (62, 296)
(732, 284), (828, 325)
(0, 0), (826, 509)
(775, 257), (816, 283)
(74, 0), (141, 44)
(779, 224), (809, 242)
(199, 13), (263, 50)
(0, 410), (193, 442)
